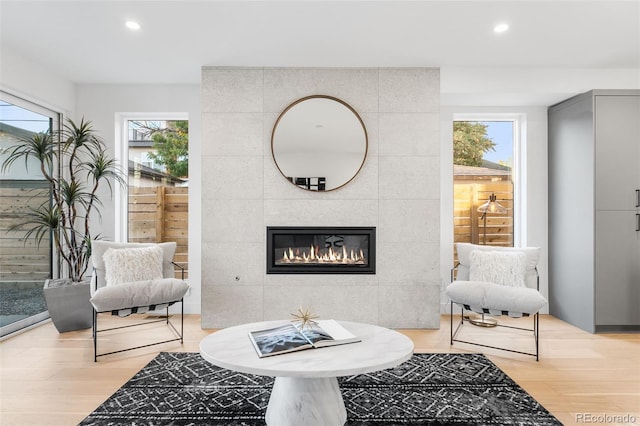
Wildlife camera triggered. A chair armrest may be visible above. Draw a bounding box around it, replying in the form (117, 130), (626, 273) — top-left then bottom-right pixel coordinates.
(451, 262), (460, 283)
(172, 261), (185, 280)
(93, 267), (99, 292)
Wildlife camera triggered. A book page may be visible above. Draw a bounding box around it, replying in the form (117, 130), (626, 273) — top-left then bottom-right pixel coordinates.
(316, 319), (358, 341)
(249, 323), (312, 357)
(303, 320), (360, 347)
(298, 321), (335, 345)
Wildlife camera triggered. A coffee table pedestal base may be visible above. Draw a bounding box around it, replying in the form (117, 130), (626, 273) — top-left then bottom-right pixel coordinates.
(266, 376), (346, 426)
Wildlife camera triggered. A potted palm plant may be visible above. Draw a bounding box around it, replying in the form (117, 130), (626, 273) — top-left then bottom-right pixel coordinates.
(1, 117), (126, 332)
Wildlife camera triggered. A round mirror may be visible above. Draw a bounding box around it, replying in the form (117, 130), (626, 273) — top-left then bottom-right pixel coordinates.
(271, 95), (368, 191)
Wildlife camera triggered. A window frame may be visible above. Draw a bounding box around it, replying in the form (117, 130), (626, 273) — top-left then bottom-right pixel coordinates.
(114, 112), (188, 242)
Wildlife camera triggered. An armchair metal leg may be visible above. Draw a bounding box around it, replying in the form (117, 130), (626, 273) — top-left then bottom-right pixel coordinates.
(450, 302), (540, 361)
(451, 301), (464, 346)
(93, 308), (98, 362)
(450, 301), (453, 345)
(93, 299), (185, 361)
(533, 314), (537, 358)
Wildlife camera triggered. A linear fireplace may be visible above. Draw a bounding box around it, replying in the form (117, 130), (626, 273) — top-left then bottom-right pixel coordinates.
(267, 226), (376, 274)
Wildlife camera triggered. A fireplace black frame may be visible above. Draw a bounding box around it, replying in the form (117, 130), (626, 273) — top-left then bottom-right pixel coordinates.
(267, 226), (376, 274)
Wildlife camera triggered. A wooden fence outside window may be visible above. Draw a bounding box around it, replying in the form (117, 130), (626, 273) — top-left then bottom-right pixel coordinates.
(0, 184), (190, 283)
(0, 182), (51, 286)
(128, 186), (189, 279)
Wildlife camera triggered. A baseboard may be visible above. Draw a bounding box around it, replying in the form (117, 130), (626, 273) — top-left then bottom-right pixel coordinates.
(595, 324), (640, 333)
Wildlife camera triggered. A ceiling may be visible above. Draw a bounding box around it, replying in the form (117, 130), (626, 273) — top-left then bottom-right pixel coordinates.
(1, 1), (639, 96)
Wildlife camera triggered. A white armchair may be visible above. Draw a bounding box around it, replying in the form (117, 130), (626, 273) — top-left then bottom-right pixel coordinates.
(90, 241), (189, 361)
(446, 243), (548, 360)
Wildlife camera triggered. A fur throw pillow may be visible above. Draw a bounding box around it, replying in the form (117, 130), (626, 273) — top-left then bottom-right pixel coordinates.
(103, 245), (164, 286)
(469, 249), (527, 288)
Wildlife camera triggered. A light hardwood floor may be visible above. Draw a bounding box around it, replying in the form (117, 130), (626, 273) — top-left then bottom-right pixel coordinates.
(1, 314), (639, 426)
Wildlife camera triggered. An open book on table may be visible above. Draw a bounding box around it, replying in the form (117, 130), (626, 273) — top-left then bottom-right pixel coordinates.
(248, 319), (361, 358)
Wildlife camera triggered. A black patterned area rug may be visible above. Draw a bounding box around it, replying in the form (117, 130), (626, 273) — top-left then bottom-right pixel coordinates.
(80, 352), (561, 426)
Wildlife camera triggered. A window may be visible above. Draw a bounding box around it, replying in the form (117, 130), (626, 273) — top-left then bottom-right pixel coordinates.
(453, 115), (523, 253)
(116, 114), (189, 279)
(0, 92), (59, 337)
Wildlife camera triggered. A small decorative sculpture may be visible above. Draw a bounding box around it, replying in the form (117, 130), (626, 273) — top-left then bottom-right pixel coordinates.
(291, 306), (318, 330)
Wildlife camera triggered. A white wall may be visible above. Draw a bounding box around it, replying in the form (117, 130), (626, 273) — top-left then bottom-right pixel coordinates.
(0, 46), (75, 116)
(76, 84), (202, 314)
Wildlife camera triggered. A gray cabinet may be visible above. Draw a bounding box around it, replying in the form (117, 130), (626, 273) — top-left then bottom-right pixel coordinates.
(549, 90), (640, 333)
(595, 211), (640, 327)
(594, 95), (640, 210)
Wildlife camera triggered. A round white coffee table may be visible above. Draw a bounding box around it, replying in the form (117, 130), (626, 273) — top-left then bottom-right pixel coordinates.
(199, 320), (414, 426)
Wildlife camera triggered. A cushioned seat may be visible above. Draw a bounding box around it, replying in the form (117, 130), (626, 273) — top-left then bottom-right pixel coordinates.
(446, 280), (547, 318)
(90, 278), (189, 315)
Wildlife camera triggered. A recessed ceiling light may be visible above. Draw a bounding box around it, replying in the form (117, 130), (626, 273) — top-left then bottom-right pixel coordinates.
(494, 23), (509, 33)
(125, 21), (141, 31)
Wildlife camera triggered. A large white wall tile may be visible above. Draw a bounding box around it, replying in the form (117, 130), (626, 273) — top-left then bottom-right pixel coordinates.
(379, 68), (440, 113)
(263, 68), (379, 113)
(202, 67), (264, 113)
(376, 242), (439, 285)
(379, 113), (439, 156)
(264, 273), (377, 287)
(201, 285), (264, 328)
(378, 285), (440, 328)
(202, 113), (264, 156)
(264, 199), (379, 227)
(203, 199), (264, 243)
(263, 285), (379, 324)
(379, 156), (439, 200)
(202, 242), (265, 286)
(203, 156), (264, 200)
(378, 200), (439, 243)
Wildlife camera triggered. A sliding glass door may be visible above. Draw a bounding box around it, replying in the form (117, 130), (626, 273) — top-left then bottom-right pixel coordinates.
(0, 92), (59, 337)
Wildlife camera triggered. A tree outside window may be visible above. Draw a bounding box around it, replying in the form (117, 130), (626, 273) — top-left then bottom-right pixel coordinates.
(130, 120), (188, 179)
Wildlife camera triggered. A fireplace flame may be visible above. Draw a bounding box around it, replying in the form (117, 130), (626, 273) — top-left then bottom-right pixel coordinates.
(278, 245), (367, 265)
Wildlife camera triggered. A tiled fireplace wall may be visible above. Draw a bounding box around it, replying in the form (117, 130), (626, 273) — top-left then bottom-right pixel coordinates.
(201, 67), (440, 328)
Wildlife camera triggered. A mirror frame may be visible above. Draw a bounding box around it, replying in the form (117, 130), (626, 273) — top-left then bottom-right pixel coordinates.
(271, 95), (368, 192)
